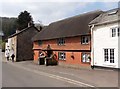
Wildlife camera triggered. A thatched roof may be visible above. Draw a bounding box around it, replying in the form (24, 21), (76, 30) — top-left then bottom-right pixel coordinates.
(33, 10), (103, 41)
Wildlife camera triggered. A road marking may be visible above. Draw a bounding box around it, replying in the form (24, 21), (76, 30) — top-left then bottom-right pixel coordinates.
(6, 62), (95, 87)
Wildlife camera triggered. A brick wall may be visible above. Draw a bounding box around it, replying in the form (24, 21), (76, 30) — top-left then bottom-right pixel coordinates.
(33, 35), (91, 66)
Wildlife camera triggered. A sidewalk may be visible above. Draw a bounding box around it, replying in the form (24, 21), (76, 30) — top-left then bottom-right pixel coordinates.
(2, 52), (119, 87)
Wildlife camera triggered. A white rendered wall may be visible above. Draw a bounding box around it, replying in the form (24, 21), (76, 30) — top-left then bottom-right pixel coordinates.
(118, 34), (120, 68)
(8, 38), (12, 50)
(8, 37), (17, 61)
(92, 23), (119, 68)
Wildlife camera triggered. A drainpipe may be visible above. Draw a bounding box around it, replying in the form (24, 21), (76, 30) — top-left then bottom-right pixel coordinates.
(90, 24), (95, 69)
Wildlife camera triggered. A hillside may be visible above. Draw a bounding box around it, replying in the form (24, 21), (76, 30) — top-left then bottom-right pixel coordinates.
(0, 17), (17, 39)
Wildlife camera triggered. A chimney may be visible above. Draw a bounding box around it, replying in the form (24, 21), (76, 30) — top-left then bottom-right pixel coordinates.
(28, 22), (31, 27)
(16, 29), (20, 33)
(28, 21), (34, 27)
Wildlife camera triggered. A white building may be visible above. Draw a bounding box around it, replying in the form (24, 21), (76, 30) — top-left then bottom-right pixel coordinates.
(89, 8), (120, 69)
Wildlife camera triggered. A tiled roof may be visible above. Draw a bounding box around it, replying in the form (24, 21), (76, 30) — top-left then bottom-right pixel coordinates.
(89, 8), (120, 25)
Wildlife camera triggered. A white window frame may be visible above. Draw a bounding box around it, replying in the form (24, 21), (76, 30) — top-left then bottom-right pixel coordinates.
(104, 49), (109, 62)
(58, 52), (66, 60)
(104, 48), (115, 63)
(110, 49), (114, 63)
(81, 36), (89, 44)
(111, 27), (120, 37)
(81, 53), (90, 63)
(111, 28), (116, 37)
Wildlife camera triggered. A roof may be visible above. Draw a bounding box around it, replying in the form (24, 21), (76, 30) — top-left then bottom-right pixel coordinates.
(33, 10), (103, 41)
(89, 8), (120, 25)
(8, 26), (39, 38)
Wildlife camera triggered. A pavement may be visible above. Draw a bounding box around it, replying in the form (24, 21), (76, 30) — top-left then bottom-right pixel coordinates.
(1, 52), (119, 88)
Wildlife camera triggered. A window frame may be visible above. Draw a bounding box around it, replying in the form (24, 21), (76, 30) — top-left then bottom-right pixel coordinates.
(81, 36), (89, 44)
(110, 49), (114, 63)
(57, 38), (65, 46)
(111, 28), (116, 37)
(104, 48), (115, 63)
(118, 27), (120, 37)
(38, 40), (42, 46)
(111, 27), (120, 37)
(81, 52), (91, 63)
(104, 49), (109, 62)
(58, 52), (66, 60)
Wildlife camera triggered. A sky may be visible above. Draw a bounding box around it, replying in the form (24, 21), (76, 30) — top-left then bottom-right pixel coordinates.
(0, 0), (119, 25)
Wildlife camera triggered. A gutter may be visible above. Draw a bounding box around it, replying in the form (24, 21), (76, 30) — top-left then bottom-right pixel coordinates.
(89, 24), (95, 69)
(92, 19), (120, 27)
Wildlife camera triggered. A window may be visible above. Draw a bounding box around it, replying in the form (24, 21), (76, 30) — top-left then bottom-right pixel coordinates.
(104, 49), (115, 63)
(110, 49), (114, 63)
(38, 40), (42, 45)
(81, 36), (89, 44)
(57, 38), (65, 45)
(104, 49), (109, 61)
(82, 53), (90, 63)
(58, 52), (66, 60)
(112, 28), (116, 37)
(118, 28), (120, 37)
(108, 10), (118, 15)
(111, 27), (120, 37)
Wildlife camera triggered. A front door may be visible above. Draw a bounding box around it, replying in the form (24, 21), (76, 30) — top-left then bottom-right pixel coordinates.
(104, 48), (115, 64)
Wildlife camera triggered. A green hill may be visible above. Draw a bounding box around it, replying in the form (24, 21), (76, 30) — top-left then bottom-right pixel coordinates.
(0, 17), (17, 40)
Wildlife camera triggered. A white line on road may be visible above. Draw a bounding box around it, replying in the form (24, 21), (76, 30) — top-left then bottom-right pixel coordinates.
(6, 62), (95, 87)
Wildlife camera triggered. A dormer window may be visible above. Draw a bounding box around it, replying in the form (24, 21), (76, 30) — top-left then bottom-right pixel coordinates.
(108, 10), (118, 15)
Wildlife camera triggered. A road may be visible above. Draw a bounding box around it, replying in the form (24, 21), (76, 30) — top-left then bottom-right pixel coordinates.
(2, 62), (94, 87)
(2, 52), (119, 88)
(2, 62), (79, 87)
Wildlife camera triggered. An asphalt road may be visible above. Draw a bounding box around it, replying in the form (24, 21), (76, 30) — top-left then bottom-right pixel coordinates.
(2, 62), (92, 87)
(2, 51), (119, 88)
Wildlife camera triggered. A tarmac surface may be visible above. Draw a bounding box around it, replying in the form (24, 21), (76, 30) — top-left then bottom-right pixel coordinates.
(1, 52), (119, 88)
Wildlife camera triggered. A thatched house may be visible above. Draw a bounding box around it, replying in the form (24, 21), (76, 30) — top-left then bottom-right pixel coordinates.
(32, 10), (103, 69)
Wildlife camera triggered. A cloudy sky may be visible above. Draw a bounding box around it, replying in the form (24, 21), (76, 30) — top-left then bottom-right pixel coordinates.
(0, 0), (119, 25)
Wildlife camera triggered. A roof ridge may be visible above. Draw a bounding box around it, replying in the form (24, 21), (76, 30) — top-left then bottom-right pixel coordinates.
(50, 10), (103, 25)
(105, 8), (119, 12)
(33, 10), (102, 41)
(8, 26), (38, 38)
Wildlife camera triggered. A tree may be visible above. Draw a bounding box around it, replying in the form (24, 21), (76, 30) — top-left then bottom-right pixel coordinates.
(17, 10), (34, 30)
(1, 17), (17, 39)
